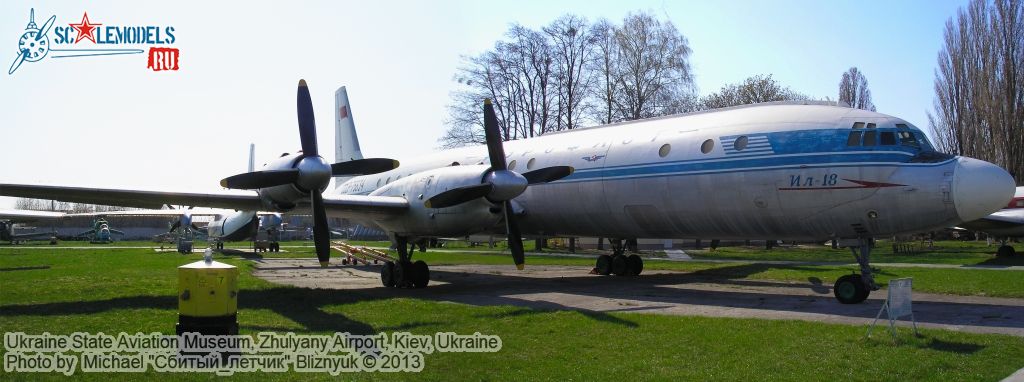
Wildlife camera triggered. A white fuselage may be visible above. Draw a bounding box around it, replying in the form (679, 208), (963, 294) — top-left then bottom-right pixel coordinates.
(333, 104), (1014, 241)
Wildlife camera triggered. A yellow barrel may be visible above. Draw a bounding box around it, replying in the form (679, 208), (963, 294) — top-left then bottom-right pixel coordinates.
(176, 257), (239, 335)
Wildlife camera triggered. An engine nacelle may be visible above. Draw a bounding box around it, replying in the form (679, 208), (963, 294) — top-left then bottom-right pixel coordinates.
(370, 165), (503, 237)
(255, 153), (328, 211)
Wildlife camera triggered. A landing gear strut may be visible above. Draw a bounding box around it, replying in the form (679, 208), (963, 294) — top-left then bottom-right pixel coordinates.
(996, 238), (1016, 257)
(594, 239), (643, 276)
(381, 236), (430, 288)
(834, 238), (877, 304)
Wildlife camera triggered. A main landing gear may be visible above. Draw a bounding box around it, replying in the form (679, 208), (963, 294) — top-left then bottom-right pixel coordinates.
(380, 236), (430, 288)
(833, 238), (878, 304)
(594, 239), (644, 276)
(995, 238), (1017, 257)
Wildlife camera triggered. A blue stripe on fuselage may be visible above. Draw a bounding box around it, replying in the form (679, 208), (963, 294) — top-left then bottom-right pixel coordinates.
(556, 128), (945, 183)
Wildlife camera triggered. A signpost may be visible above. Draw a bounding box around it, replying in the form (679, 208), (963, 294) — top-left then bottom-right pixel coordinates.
(867, 278), (919, 341)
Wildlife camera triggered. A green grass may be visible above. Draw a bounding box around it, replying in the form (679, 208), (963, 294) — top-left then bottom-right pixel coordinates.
(6, 240), (1023, 298)
(685, 240), (1024, 266)
(1, 247), (1024, 380)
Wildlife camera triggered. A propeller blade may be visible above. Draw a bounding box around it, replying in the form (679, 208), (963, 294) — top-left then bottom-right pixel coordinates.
(220, 169), (299, 189)
(297, 79), (318, 157)
(36, 15), (56, 40)
(331, 158), (400, 176)
(169, 221), (180, 233)
(482, 99), (507, 171)
(504, 200), (525, 270)
(9, 51), (26, 75)
(522, 166), (575, 184)
(311, 192), (331, 267)
(424, 184), (493, 209)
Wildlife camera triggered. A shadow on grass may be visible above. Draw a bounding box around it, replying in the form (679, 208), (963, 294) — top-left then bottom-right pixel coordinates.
(218, 249), (264, 260)
(921, 337), (986, 354)
(0, 265), (51, 272)
(0, 283), (637, 334)
(473, 306), (639, 328)
(974, 256), (1024, 267)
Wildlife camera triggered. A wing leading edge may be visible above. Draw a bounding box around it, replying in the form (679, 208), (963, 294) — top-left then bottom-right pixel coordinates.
(0, 183), (408, 219)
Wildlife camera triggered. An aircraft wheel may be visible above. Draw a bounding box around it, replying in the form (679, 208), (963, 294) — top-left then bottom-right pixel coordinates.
(627, 254), (643, 276)
(595, 255), (612, 275)
(834, 274), (869, 304)
(611, 255), (629, 276)
(381, 262), (396, 288)
(996, 245), (1016, 257)
(394, 261), (413, 288)
(411, 260), (430, 288)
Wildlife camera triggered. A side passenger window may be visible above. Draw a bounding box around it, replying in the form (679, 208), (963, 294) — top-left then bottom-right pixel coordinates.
(863, 131), (877, 146)
(847, 131), (862, 146)
(880, 132), (896, 145)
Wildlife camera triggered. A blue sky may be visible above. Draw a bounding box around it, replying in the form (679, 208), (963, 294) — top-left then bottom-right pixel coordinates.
(0, 0), (967, 207)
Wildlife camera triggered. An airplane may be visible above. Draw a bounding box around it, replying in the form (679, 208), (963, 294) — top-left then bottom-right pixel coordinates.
(0, 209), (63, 244)
(83, 145), (290, 254)
(0, 79), (1015, 305)
(76, 217), (125, 244)
(958, 186), (1024, 257)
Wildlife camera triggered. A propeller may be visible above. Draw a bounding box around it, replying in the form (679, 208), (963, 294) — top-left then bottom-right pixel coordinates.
(217, 80), (374, 267)
(220, 169), (299, 189)
(8, 51), (27, 76)
(422, 99), (574, 270)
(424, 184), (493, 209)
(522, 166), (574, 184)
(331, 158), (400, 176)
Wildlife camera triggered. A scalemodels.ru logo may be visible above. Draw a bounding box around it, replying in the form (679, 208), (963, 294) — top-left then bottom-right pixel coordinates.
(8, 8), (180, 75)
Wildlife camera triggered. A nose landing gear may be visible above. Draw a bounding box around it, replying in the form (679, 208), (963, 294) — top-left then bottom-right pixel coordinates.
(834, 238), (877, 304)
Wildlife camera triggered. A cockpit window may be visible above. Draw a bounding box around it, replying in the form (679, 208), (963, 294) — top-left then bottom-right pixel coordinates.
(898, 131), (919, 148)
(846, 131), (862, 146)
(880, 131), (896, 145)
(914, 132), (936, 151)
(895, 123), (909, 130)
(863, 131), (877, 146)
(866, 123), (876, 129)
(852, 122), (865, 129)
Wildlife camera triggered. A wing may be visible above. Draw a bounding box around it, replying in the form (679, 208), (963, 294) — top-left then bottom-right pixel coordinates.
(319, 194), (408, 220)
(0, 183), (408, 221)
(65, 208), (226, 218)
(0, 183), (262, 211)
(958, 209), (1024, 235)
(0, 209), (66, 223)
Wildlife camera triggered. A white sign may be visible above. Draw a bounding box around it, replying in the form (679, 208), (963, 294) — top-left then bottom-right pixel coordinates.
(887, 278), (913, 318)
(867, 277), (918, 341)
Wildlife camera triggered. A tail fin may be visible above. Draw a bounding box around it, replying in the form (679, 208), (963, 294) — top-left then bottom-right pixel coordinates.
(335, 86), (364, 189)
(248, 143), (255, 172)
(335, 86), (364, 163)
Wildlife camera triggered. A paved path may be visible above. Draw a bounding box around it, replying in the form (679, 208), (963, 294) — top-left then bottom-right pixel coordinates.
(252, 259), (1024, 337)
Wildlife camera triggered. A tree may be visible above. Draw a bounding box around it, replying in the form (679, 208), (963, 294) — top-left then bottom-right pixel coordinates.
(589, 18), (620, 125)
(929, 0), (1023, 184)
(544, 15), (596, 132)
(439, 11), (697, 148)
(700, 74), (807, 109)
(612, 11), (695, 121)
(838, 67), (876, 111)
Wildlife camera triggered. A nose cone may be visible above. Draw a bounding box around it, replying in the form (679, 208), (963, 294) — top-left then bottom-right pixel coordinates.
(953, 157), (1016, 222)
